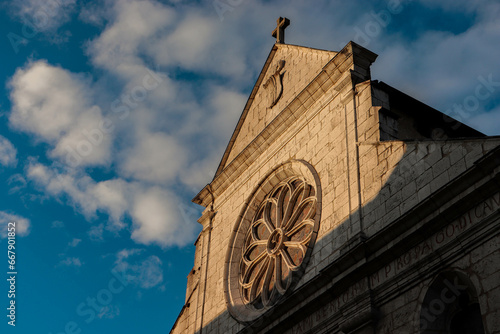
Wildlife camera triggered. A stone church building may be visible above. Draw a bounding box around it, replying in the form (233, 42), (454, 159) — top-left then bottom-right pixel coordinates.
(171, 18), (500, 334)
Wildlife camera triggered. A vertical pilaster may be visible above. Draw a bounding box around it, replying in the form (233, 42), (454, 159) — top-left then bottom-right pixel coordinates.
(194, 207), (215, 334)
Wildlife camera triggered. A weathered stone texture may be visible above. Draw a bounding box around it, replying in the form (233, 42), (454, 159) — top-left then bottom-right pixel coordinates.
(171, 40), (500, 334)
(226, 45), (337, 165)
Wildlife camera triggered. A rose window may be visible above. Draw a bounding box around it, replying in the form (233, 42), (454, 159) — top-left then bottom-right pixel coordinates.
(240, 176), (317, 308)
(225, 161), (321, 323)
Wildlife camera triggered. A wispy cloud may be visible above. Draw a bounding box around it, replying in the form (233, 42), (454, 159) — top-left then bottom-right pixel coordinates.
(113, 249), (163, 289)
(59, 257), (82, 267)
(7, 174), (26, 194)
(68, 238), (82, 247)
(51, 220), (64, 228)
(9, 0), (76, 33)
(0, 211), (30, 238)
(88, 223), (104, 241)
(97, 305), (120, 319)
(0, 135), (17, 167)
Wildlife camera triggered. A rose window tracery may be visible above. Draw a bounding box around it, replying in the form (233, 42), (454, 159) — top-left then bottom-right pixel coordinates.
(224, 161), (321, 323)
(239, 177), (317, 309)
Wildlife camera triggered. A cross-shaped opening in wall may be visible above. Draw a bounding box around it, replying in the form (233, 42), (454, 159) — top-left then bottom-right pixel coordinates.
(272, 17), (290, 44)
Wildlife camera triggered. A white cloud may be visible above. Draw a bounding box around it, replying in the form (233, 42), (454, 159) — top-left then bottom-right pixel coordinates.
(138, 256), (164, 289)
(131, 187), (196, 247)
(11, 0), (76, 32)
(116, 248), (143, 261)
(9, 61), (83, 140)
(7, 174), (26, 194)
(9, 61), (112, 167)
(173, 86), (244, 189)
(7, 1), (222, 247)
(97, 305), (120, 319)
(371, 2), (500, 115)
(0, 212), (30, 238)
(114, 249), (163, 289)
(50, 106), (112, 167)
(51, 220), (64, 228)
(26, 162), (125, 225)
(9, 0), (499, 251)
(88, 223), (104, 241)
(0, 136), (18, 167)
(147, 14), (216, 69)
(145, 11), (252, 77)
(119, 132), (187, 184)
(27, 160), (198, 247)
(205, 86), (246, 141)
(79, 2), (109, 27)
(90, 179), (129, 225)
(88, 0), (256, 79)
(59, 257), (82, 267)
(68, 238), (81, 247)
(88, 0), (175, 74)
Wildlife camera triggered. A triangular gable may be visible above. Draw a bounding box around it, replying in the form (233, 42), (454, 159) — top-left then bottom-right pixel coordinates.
(214, 43), (338, 179)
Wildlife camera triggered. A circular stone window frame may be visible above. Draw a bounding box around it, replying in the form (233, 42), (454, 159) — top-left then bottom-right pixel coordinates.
(224, 160), (322, 324)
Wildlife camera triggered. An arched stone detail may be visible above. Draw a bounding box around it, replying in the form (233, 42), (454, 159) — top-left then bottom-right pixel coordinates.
(224, 160), (322, 323)
(418, 270), (485, 334)
(263, 60), (286, 108)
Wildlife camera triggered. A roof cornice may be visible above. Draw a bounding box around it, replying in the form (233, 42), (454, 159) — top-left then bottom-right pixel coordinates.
(193, 42), (377, 207)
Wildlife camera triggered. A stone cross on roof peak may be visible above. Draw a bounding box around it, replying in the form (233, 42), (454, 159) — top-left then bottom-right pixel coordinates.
(272, 17), (290, 44)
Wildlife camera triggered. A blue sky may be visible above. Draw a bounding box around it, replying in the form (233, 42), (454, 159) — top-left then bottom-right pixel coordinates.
(0, 0), (499, 333)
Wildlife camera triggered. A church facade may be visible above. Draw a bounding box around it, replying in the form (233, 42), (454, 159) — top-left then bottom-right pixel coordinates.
(171, 19), (500, 334)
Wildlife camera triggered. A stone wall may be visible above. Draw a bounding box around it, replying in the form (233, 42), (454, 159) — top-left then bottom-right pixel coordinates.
(170, 41), (500, 334)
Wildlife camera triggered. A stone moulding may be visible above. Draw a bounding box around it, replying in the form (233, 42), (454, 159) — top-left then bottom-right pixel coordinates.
(224, 159), (322, 323)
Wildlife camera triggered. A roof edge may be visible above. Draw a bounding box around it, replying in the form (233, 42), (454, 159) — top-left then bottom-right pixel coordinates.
(212, 44), (278, 181)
